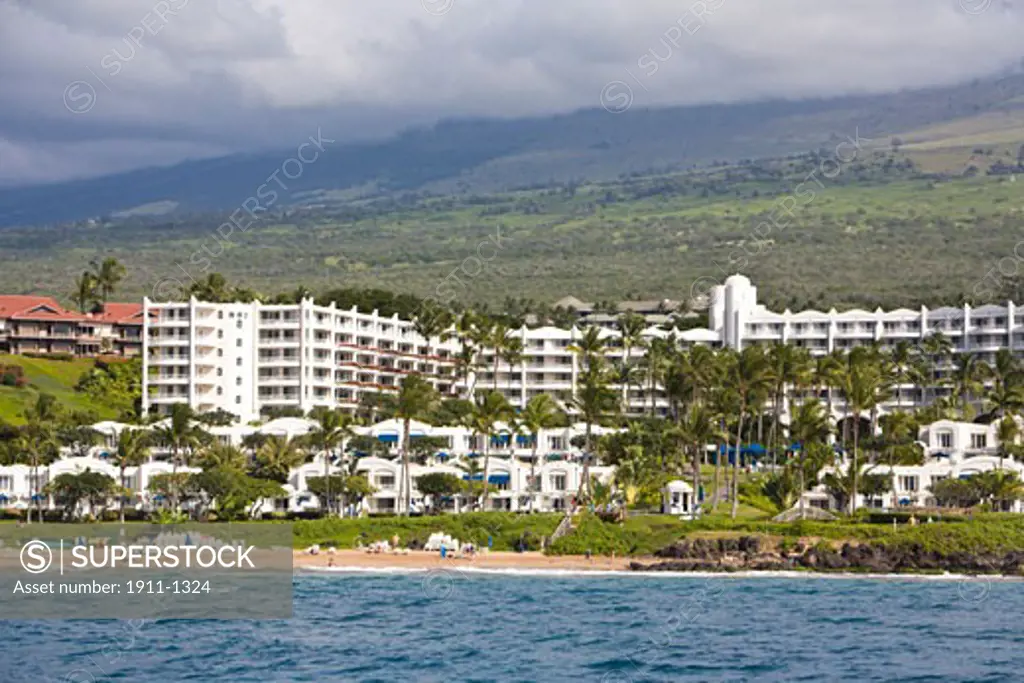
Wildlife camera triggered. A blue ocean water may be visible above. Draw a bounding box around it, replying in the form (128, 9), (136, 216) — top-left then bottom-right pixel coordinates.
(2, 570), (1022, 682)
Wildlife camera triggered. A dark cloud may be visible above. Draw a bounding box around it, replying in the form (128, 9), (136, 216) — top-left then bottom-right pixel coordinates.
(0, 0), (1021, 185)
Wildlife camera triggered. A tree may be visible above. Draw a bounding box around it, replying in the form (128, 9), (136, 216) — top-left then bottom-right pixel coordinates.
(416, 473), (463, 513)
(838, 349), (889, 513)
(394, 374), (440, 515)
(570, 360), (618, 501)
(722, 346), (771, 519)
(617, 312), (647, 411)
(949, 352), (989, 420)
(996, 415), (1019, 469)
(110, 428), (151, 523)
(879, 411), (922, 509)
(306, 407), (358, 515)
(153, 403), (206, 510)
(413, 302), (454, 391)
(252, 436), (304, 483)
(90, 257), (127, 304)
(46, 470), (118, 520)
(919, 331), (953, 406)
(518, 394), (565, 510)
(191, 467), (285, 520)
(71, 271), (98, 313)
(789, 399), (830, 518)
(678, 402), (721, 512)
(766, 344), (811, 466)
(467, 390), (514, 510)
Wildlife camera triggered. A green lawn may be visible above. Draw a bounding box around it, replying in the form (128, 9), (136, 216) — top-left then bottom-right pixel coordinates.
(0, 354), (116, 424)
(292, 512), (563, 550)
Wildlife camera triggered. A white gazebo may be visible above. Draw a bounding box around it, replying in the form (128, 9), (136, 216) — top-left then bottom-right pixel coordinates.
(663, 480), (696, 518)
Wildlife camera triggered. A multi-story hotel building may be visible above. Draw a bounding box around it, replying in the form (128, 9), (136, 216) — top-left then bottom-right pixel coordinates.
(142, 297), (723, 421)
(143, 274), (1024, 423)
(0, 296), (146, 357)
(143, 298), (463, 422)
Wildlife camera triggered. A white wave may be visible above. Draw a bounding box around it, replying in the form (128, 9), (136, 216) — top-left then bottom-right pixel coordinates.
(297, 565), (1022, 581)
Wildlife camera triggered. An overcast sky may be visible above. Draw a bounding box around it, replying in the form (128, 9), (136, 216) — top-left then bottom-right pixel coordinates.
(0, 0), (1022, 186)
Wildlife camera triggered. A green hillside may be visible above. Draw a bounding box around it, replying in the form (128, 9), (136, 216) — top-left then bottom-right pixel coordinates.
(0, 355), (119, 425)
(2, 145), (1022, 313)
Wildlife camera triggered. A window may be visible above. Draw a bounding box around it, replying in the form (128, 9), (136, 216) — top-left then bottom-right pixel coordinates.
(236, 396), (241, 404)
(217, 387), (223, 396)
(236, 358), (243, 366)
(236, 339), (242, 347)
(551, 474), (567, 491)
(218, 349), (224, 357)
(971, 433), (988, 449)
(0, 475), (12, 491)
(236, 377), (242, 386)
(218, 330), (224, 339)
(937, 431), (953, 449)
(217, 368), (223, 377)
(237, 320), (243, 329)
(899, 476), (918, 492)
(218, 311), (224, 319)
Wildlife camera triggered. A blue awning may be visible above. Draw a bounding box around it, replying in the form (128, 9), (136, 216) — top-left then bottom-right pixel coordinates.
(489, 474), (510, 485)
(516, 435), (533, 445)
(491, 434), (511, 445)
(718, 444), (766, 456)
(463, 474), (484, 481)
(377, 434), (399, 443)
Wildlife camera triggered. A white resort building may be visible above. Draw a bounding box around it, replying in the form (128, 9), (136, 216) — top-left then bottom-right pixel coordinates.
(142, 274), (1024, 424)
(0, 417), (614, 517)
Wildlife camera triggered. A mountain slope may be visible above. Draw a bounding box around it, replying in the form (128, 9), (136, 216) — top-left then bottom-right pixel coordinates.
(3, 74), (1024, 228)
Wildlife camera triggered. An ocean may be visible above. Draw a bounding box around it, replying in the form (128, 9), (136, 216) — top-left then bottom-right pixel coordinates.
(2, 570), (1021, 682)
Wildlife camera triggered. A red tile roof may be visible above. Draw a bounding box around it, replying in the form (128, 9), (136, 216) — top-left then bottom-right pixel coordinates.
(0, 295), (81, 321)
(0, 297), (146, 324)
(90, 302), (146, 324)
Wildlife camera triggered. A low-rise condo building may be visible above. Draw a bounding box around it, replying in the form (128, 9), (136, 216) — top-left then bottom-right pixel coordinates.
(0, 296), (146, 357)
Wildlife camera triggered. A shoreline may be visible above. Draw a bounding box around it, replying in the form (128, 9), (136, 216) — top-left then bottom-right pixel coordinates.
(292, 549), (631, 572)
(291, 550), (1019, 581)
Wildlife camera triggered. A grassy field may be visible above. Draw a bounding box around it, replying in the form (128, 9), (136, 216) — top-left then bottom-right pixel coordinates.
(0, 354), (116, 424)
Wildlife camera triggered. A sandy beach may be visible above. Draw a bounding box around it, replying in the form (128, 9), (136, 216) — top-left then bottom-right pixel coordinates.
(293, 549), (634, 572)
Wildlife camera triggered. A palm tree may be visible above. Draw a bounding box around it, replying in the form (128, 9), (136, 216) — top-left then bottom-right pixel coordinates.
(253, 436), (305, 482)
(640, 337), (672, 417)
(950, 352), (989, 420)
(678, 402), (721, 512)
(570, 361), (618, 501)
(766, 344), (811, 466)
(570, 326), (607, 367)
(71, 271), (98, 313)
(997, 415), (1019, 470)
(789, 399), (830, 518)
(484, 322), (514, 391)
(196, 442), (247, 470)
(617, 312), (647, 411)
(879, 410), (921, 509)
(888, 340), (918, 409)
(110, 428), (150, 523)
(307, 407), (358, 516)
(843, 355), (888, 514)
(518, 394), (564, 510)
(90, 257), (127, 304)
(501, 336), (525, 397)
(413, 303), (453, 390)
(722, 346), (771, 518)
(920, 331), (953, 406)
(468, 390), (515, 510)
(153, 403), (205, 510)
(394, 375), (439, 515)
